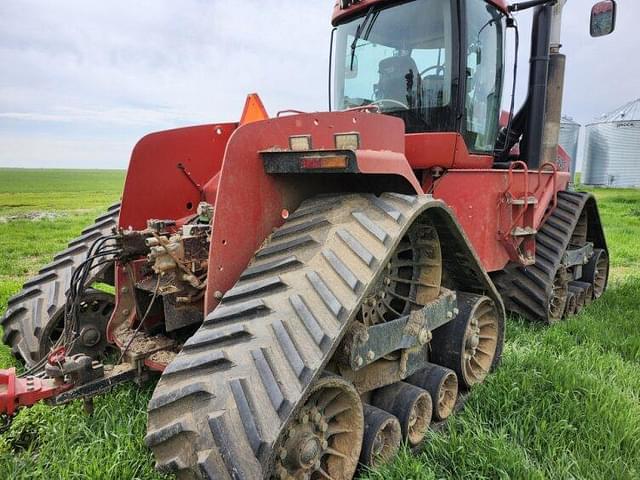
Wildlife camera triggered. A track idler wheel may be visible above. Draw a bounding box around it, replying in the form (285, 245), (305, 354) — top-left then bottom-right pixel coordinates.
(582, 248), (609, 300)
(370, 382), (432, 447)
(275, 376), (363, 480)
(359, 405), (402, 468)
(429, 293), (500, 390)
(408, 364), (458, 422)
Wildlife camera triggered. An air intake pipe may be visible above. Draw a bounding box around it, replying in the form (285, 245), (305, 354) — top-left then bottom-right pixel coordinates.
(520, 5), (553, 170)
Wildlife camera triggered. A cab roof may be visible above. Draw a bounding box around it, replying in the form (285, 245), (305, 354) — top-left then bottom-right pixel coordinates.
(332, 0), (509, 26)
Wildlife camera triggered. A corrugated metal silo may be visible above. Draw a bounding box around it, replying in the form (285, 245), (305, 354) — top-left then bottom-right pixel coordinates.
(559, 116), (581, 181)
(584, 99), (640, 188)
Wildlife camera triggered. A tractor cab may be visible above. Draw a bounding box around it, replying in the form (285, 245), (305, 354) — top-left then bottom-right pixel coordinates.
(332, 0), (505, 154)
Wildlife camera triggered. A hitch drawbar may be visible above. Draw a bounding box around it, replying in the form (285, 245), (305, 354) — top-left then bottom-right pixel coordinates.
(0, 368), (65, 416)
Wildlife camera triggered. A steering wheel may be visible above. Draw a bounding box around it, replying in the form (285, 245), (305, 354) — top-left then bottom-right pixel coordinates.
(370, 98), (409, 110)
(420, 65), (445, 77)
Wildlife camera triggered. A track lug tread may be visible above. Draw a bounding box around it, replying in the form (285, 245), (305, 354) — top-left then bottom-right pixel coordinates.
(251, 348), (292, 418)
(229, 378), (266, 456)
(368, 194), (404, 222)
(147, 382), (214, 412)
(272, 319), (312, 383)
(144, 417), (192, 448)
(272, 217), (330, 240)
(306, 271), (345, 319)
(240, 256), (301, 280)
(255, 235), (317, 259)
(336, 229), (376, 267)
(352, 212), (389, 244)
(162, 350), (230, 376)
(322, 250), (362, 292)
(183, 325), (252, 351)
(223, 277), (285, 303)
(289, 294), (331, 351)
(204, 299), (269, 325)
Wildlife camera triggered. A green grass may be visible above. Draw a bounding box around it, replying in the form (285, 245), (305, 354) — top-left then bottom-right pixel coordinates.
(0, 169), (639, 479)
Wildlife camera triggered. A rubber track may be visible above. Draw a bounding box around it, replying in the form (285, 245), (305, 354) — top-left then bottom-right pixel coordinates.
(493, 191), (592, 322)
(0, 203), (120, 365)
(146, 193), (443, 480)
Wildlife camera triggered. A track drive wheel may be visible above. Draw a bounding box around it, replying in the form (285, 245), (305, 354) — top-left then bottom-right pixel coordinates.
(1, 204), (120, 365)
(430, 293), (501, 390)
(274, 375), (363, 480)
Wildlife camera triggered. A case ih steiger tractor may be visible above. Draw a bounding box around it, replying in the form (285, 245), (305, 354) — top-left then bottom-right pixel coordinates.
(0, 0), (616, 478)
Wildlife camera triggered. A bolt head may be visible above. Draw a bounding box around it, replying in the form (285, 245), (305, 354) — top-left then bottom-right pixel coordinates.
(453, 308), (459, 316)
(447, 311), (453, 319)
(355, 356), (364, 367)
(122, 309), (130, 317)
(367, 350), (375, 361)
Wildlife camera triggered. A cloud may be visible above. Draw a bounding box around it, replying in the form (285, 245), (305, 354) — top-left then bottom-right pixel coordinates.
(0, 0), (637, 169)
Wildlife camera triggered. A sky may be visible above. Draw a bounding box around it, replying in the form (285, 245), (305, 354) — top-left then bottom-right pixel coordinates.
(0, 0), (637, 170)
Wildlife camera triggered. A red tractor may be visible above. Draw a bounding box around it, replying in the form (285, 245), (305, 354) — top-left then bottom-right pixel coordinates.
(0, 1), (616, 479)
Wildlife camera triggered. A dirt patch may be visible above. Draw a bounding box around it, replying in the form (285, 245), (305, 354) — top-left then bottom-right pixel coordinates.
(0, 211), (67, 223)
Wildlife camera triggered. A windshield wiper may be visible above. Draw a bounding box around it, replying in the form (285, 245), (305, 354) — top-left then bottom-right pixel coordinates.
(350, 6), (376, 70)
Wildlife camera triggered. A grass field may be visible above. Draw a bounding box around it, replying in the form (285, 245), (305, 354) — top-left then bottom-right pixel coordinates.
(0, 168), (638, 480)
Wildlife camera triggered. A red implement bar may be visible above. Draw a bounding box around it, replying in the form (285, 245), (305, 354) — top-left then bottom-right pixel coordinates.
(0, 368), (65, 416)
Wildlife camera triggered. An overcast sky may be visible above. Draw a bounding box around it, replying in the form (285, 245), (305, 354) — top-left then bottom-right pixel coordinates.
(0, 0), (637, 169)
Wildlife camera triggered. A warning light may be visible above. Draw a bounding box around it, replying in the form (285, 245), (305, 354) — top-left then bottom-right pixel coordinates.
(300, 156), (349, 170)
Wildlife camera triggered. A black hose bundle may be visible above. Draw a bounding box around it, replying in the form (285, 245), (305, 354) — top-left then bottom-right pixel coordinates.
(20, 235), (121, 377)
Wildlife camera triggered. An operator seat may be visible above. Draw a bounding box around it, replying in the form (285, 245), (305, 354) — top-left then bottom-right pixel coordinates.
(376, 55), (420, 108)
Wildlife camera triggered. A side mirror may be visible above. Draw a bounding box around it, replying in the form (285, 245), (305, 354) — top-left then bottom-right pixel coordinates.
(590, 0), (617, 37)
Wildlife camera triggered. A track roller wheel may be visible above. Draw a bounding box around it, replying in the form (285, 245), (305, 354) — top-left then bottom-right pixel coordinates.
(564, 292), (577, 318)
(430, 293), (500, 390)
(582, 248), (609, 300)
(571, 281), (593, 306)
(569, 284), (586, 314)
(370, 382), (432, 447)
(359, 405), (401, 469)
(275, 376), (363, 480)
(548, 267), (570, 323)
(408, 364), (458, 422)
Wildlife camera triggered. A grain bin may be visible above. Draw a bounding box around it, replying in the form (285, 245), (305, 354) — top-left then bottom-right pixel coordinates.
(559, 116), (581, 181)
(583, 99), (640, 187)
